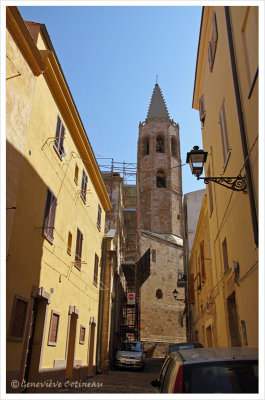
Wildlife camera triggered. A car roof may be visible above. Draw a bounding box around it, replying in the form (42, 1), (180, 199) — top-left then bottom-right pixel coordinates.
(172, 347), (258, 364)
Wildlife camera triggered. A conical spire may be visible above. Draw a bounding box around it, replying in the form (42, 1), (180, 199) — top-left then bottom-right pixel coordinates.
(146, 83), (170, 120)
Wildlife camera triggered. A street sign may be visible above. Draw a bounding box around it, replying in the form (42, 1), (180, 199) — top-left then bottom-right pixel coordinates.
(127, 292), (135, 305)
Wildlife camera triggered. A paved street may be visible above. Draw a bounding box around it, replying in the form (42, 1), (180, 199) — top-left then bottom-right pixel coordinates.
(62, 358), (164, 394)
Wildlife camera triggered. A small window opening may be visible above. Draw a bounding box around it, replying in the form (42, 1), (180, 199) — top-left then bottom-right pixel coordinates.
(156, 136), (165, 153)
(156, 170), (166, 188)
(67, 231), (72, 255)
(156, 289), (163, 299)
(142, 137), (149, 156)
(171, 137), (177, 157)
(74, 164), (79, 185)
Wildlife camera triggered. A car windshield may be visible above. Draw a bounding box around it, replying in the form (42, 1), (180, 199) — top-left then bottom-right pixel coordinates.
(183, 361), (258, 393)
(119, 342), (142, 352)
(170, 344), (195, 352)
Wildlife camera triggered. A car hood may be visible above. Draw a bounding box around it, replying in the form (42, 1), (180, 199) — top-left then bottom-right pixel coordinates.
(116, 350), (142, 358)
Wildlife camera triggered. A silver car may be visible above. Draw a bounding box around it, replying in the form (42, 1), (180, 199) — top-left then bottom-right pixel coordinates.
(115, 341), (145, 370)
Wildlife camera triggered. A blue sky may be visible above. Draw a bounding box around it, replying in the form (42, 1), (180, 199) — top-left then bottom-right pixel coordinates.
(19, 5), (205, 194)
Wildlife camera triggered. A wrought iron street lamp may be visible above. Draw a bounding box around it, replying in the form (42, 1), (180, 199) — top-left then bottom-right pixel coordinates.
(173, 289), (186, 303)
(186, 146), (247, 193)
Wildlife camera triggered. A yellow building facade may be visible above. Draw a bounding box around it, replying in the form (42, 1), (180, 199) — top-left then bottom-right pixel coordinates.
(192, 6), (258, 347)
(188, 195), (215, 347)
(6, 7), (111, 392)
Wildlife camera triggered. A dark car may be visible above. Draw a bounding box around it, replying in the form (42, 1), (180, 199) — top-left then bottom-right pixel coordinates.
(167, 342), (203, 356)
(151, 347), (258, 393)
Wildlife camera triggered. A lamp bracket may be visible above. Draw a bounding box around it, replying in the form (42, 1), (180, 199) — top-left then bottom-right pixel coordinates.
(198, 175), (247, 193)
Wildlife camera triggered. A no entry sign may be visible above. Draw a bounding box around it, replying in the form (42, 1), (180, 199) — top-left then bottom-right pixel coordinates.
(127, 292), (135, 304)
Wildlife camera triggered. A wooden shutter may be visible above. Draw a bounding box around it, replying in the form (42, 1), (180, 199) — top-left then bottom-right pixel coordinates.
(49, 194), (57, 239)
(188, 273), (195, 304)
(43, 188), (57, 241)
(212, 11), (218, 43)
(97, 204), (102, 229)
(200, 241), (206, 282)
(9, 297), (28, 339)
(59, 124), (65, 154)
(208, 41), (213, 72)
(81, 170), (87, 202)
(43, 189), (52, 236)
(54, 115), (61, 150)
(75, 229), (83, 269)
(199, 94), (206, 122)
(48, 311), (60, 345)
(94, 254), (99, 285)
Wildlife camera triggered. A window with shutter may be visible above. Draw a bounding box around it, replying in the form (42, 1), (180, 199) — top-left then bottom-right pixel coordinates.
(48, 311), (60, 346)
(67, 231), (72, 255)
(43, 188), (57, 242)
(188, 273), (195, 304)
(199, 94), (206, 123)
(81, 169), (88, 203)
(97, 204), (102, 230)
(207, 166), (214, 216)
(74, 164), (79, 185)
(75, 228), (83, 270)
(54, 115), (66, 158)
(222, 238), (229, 273)
(200, 241), (206, 283)
(93, 254), (99, 286)
(208, 11), (218, 72)
(79, 325), (86, 344)
(219, 100), (231, 169)
(8, 296), (28, 341)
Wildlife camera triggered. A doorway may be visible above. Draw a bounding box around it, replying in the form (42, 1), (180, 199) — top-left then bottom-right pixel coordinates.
(227, 292), (241, 346)
(206, 325), (213, 347)
(65, 311), (78, 379)
(88, 320), (96, 375)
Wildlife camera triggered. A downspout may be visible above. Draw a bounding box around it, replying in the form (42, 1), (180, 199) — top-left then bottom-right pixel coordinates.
(224, 6), (258, 247)
(96, 237), (107, 373)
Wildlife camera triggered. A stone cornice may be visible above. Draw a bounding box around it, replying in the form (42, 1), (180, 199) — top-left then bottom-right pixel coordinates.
(6, 6), (46, 76)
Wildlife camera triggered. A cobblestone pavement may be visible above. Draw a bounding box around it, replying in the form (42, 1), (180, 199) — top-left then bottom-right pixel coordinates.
(62, 358), (164, 394)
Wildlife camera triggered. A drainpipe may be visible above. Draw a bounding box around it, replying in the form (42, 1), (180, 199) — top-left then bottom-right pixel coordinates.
(96, 238), (107, 373)
(224, 6), (258, 247)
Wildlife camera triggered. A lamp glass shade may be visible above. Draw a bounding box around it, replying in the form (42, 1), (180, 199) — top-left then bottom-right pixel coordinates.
(186, 147), (208, 177)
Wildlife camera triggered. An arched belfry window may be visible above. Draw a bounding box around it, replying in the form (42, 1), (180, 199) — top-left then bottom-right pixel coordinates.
(142, 137), (149, 156)
(156, 170), (166, 188)
(156, 135), (165, 153)
(171, 137), (178, 157)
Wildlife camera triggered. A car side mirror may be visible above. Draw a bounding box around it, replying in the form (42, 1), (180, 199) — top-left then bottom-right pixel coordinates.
(151, 379), (160, 388)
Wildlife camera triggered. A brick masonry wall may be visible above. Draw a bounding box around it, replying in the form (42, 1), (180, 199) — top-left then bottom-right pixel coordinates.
(139, 233), (186, 346)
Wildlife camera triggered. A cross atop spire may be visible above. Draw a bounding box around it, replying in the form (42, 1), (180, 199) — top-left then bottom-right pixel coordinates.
(146, 83), (170, 120)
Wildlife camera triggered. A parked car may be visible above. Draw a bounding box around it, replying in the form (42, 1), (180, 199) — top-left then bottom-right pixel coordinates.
(151, 347), (258, 393)
(166, 342), (203, 356)
(115, 341), (145, 370)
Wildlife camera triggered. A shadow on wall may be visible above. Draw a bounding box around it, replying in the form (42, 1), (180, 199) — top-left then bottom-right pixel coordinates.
(6, 140), (48, 392)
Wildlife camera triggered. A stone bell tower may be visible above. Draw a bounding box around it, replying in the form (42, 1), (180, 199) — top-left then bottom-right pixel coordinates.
(137, 83), (186, 355)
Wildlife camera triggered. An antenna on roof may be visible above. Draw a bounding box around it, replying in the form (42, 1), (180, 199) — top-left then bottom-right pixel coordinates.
(156, 75), (158, 84)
